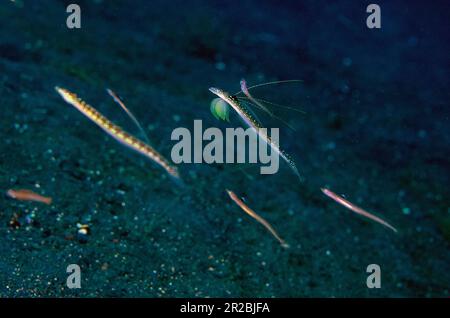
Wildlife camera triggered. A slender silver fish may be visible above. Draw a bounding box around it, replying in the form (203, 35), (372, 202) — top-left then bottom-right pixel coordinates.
(209, 86), (302, 181)
(55, 86), (180, 180)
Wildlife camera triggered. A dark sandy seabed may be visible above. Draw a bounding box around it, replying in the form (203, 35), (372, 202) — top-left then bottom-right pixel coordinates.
(0, 0), (449, 297)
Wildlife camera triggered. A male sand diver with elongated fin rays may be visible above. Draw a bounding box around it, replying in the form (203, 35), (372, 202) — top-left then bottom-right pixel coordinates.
(209, 79), (303, 181)
(55, 86), (181, 182)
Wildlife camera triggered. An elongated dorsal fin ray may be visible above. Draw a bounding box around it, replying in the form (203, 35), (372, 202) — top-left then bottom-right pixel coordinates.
(237, 79), (300, 131)
(238, 100), (265, 128)
(237, 96), (306, 114)
(210, 84), (303, 182)
(106, 88), (151, 145)
(240, 99), (297, 132)
(234, 79), (303, 96)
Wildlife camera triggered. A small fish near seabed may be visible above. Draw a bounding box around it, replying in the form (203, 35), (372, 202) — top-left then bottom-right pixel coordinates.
(226, 189), (289, 248)
(55, 86), (181, 182)
(321, 187), (398, 233)
(209, 83), (303, 182)
(6, 188), (52, 205)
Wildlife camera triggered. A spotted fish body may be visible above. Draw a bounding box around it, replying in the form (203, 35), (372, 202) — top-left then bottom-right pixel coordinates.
(55, 87), (179, 180)
(209, 87), (302, 181)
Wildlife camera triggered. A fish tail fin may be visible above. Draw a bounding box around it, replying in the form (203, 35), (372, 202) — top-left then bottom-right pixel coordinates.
(167, 167), (185, 188)
(290, 162), (304, 183)
(171, 175), (185, 188)
(280, 151), (304, 183)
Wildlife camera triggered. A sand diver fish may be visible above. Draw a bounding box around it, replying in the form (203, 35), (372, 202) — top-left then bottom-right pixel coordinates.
(7, 189), (52, 205)
(55, 86), (180, 181)
(321, 187), (398, 233)
(226, 189), (289, 248)
(209, 86), (302, 181)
